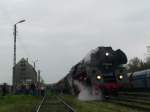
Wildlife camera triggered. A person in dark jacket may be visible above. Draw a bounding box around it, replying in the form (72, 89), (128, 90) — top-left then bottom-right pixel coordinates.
(2, 83), (7, 96)
(30, 83), (36, 96)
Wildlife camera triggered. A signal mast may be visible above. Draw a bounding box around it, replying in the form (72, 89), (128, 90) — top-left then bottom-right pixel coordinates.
(146, 46), (150, 63)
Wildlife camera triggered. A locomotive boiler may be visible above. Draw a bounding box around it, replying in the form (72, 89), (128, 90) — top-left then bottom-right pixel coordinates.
(56, 46), (128, 100)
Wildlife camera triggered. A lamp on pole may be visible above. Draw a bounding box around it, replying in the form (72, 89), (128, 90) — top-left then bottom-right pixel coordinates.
(13, 20), (25, 87)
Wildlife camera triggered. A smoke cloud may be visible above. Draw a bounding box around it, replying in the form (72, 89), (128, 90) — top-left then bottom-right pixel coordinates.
(74, 80), (103, 101)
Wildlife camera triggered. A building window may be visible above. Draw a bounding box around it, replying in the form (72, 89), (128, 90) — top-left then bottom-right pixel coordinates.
(20, 61), (26, 67)
(20, 68), (26, 71)
(21, 73), (26, 76)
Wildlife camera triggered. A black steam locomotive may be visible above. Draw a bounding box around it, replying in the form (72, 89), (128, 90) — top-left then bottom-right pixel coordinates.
(56, 46), (128, 98)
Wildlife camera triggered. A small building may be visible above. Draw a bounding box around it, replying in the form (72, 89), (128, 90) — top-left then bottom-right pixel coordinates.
(13, 58), (37, 87)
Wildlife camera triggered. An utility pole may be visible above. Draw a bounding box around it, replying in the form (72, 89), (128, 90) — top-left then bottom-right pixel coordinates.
(13, 24), (17, 66)
(33, 59), (38, 69)
(147, 46), (150, 55)
(12, 24), (16, 89)
(38, 70), (41, 82)
(13, 20), (25, 88)
(146, 46), (150, 63)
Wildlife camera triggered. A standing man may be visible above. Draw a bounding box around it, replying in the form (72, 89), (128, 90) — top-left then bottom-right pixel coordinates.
(2, 83), (7, 96)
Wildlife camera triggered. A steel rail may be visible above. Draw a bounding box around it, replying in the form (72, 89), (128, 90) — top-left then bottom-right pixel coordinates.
(35, 95), (46, 112)
(56, 95), (76, 112)
(35, 94), (76, 112)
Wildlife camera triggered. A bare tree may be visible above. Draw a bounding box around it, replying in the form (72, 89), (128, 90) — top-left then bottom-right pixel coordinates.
(127, 57), (146, 72)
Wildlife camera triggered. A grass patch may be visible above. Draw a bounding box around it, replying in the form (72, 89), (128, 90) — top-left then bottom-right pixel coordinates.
(62, 95), (145, 112)
(0, 95), (42, 112)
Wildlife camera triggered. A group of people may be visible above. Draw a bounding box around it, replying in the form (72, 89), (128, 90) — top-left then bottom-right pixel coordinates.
(15, 82), (46, 96)
(0, 82), (46, 96)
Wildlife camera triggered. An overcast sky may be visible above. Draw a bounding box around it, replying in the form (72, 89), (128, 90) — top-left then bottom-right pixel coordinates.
(0, 0), (149, 84)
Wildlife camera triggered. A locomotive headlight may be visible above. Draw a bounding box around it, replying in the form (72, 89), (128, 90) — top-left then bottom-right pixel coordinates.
(105, 52), (109, 56)
(96, 75), (102, 80)
(119, 75), (123, 80)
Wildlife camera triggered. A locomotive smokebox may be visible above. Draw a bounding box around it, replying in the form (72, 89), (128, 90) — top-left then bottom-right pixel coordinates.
(83, 47), (127, 73)
(83, 47), (127, 67)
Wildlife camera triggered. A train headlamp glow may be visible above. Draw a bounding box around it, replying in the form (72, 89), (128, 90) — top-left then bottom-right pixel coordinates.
(105, 52), (109, 56)
(119, 75), (123, 80)
(96, 75), (101, 80)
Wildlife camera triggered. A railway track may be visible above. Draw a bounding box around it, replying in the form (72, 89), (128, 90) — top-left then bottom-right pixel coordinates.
(106, 91), (150, 112)
(35, 94), (76, 112)
(34, 92), (150, 112)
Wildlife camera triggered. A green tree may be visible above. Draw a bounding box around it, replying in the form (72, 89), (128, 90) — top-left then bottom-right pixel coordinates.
(127, 57), (150, 72)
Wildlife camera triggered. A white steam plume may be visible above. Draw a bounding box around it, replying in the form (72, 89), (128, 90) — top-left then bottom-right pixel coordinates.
(74, 80), (103, 101)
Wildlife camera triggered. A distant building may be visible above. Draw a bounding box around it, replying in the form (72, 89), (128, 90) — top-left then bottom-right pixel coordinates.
(13, 58), (37, 87)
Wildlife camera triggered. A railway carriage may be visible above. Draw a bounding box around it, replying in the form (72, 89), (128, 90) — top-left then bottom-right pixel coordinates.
(128, 69), (150, 89)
